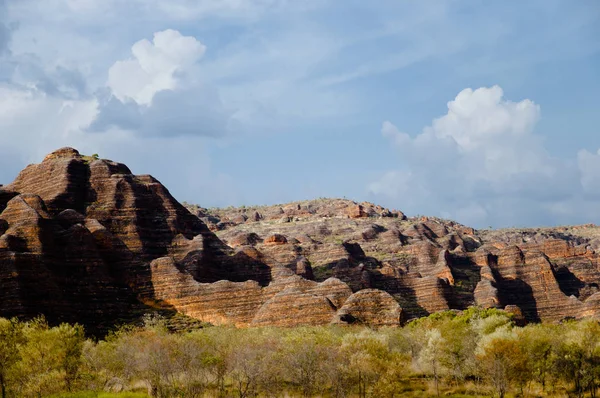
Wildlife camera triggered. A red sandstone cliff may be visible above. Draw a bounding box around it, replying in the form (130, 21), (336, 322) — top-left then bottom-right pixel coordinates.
(2, 147), (600, 333)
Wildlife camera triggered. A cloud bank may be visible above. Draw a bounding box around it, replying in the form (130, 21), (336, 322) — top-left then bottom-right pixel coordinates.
(369, 86), (599, 228)
(1, 1), (599, 227)
(107, 29), (205, 105)
(0, 28), (240, 205)
(91, 29), (234, 137)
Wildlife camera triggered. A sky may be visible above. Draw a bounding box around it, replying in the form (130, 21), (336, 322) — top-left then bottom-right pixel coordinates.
(0, 0), (599, 228)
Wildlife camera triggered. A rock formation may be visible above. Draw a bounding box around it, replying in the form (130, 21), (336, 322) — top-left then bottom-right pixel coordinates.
(0, 149), (397, 333)
(188, 199), (600, 324)
(3, 148), (600, 334)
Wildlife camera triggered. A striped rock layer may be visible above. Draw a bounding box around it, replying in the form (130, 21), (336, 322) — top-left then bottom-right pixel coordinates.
(3, 148), (600, 333)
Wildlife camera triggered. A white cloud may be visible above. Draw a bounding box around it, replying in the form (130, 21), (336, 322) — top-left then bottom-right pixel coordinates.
(0, 27), (238, 204)
(382, 86), (544, 179)
(149, 0), (289, 21)
(91, 29), (236, 138)
(369, 86), (586, 227)
(2, 0), (598, 220)
(8, 0), (286, 21)
(0, 84), (97, 145)
(0, 83), (98, 183)
(107, 29), (205, 106)
(431, 86), (540, 150)
(578, 149), (600, 198)
(0, 81), (240, 207)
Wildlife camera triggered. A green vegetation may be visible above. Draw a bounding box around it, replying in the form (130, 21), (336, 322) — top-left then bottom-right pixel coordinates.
(49, 393), (147, 398)
(312, 265), (334, 281)
(365, 251), (413, 263)
(3, 310), (600, 396)
(81, 154), (100, 164)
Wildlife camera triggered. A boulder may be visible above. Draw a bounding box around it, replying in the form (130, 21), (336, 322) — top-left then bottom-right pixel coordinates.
(333, 289), (402, 326)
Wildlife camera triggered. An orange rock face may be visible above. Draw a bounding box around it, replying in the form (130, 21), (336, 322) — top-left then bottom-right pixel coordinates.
(333, 289), (402, 326)
(4, 147), (600, 332)
(189, 199), (600, 324)
(0, 149), (400, 332)
(263, 234), (288, 245)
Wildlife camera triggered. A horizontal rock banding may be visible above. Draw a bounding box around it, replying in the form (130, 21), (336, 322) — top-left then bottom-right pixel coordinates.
(3, 147), (600, 332)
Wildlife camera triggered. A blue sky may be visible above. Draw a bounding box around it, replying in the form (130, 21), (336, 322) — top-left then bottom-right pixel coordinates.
(0, 0), (599, 228)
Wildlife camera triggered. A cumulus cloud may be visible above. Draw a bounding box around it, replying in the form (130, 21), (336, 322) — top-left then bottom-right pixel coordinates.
(107, 29), (205, 105)
(381, 86), (545, 178)
(578, 149), (600, 198)
(2, 0), (598, 219)
(0, 82), (240, 205)
(369, 86), (587, 227)
(9, 54), (88, 99)
(91, 29), (235, 138)
(0, 28), (238, 204)
(0, 83), (98, 181)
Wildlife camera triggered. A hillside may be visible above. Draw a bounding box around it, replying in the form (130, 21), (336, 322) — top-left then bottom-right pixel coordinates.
(1, 148), (600, 334)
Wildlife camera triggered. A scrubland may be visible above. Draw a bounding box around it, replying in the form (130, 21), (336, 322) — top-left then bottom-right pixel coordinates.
(1, 308), (599, 397)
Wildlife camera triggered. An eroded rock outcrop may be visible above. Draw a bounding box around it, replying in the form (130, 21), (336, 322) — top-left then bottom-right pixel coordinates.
(5, 147), (600, 331)
(189, 198), (600, 323)
(333, 289), (402, 326)
(0, 148), (402, 331)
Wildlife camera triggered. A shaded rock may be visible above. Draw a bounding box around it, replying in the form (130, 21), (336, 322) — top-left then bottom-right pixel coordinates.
(264, 234), (288, 245)
(0, 219), (8, 236)
(231, 214), (248, 224)
(295, 257), (314, 279)
(249, 211), (262, 222)
(56, 209), (85, 227)
(360, 224), (385, 241)
(8, 148), (600, 331)
(504, 305), (526, 326)
(346, 204), (367, 218)
(474, 279), (500, 308)
(333, 289), (402, 326)
(227, 232), (261, 247)
(252, 277), (352, 327)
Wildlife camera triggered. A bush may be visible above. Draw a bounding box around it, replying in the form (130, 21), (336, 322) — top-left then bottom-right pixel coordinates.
(1, 308), (599, 397)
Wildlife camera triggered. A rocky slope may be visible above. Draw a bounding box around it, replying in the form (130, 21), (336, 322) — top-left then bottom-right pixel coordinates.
(2, 148), (600, 334)
(0, 149), (398, 333)
(186, 200), (600, 323)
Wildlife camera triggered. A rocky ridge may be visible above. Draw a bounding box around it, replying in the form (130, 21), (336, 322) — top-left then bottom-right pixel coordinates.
(185, 199), (600, 323)
(2, 148), (600, 334)
(0, 149), (399, 332)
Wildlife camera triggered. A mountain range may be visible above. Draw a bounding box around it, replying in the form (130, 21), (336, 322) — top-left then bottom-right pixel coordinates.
(2, 147), (600, 334)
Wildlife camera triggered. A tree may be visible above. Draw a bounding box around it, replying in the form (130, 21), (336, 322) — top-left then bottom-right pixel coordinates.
(417, 329), (445, 396)
(476, 330), (529, 398)
(438, 318), (477, 383)
(282, 327), (339, 397)
(197, 327), (236, 396)
(553, 319), (600, 397)
(520, 324), (556, 392)
(0, 318), (23, 398)
(342, 329), (390, 398)
(16, 317), (59, 396)
(227, 333), (280, 398)
(55, 323), (85, 392)
(120, 323), (181, 397)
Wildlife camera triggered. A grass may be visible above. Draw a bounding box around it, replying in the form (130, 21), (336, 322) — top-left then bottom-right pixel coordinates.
(312, 266), (334, 281)
(80, 154), (100, 164)
(49, 392), (148, 398)
(365, 251), (413, 262)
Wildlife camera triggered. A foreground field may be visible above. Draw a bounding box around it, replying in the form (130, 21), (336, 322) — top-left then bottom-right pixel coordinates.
(1, 308), (598, 397)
